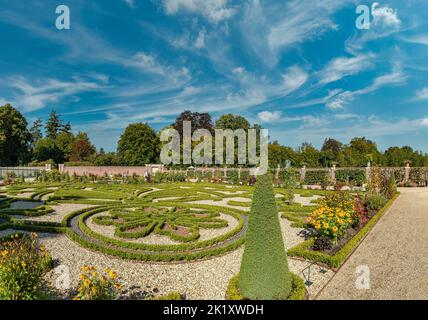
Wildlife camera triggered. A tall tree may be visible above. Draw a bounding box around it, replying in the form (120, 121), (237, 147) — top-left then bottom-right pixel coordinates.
(0, 104), (31, 166)
(69, 132), (96, 162)
(117, 123), (160, 165)
(215, 114), (250, 130)
(45, 110), (62, 139)
(30, 118), (43, 148)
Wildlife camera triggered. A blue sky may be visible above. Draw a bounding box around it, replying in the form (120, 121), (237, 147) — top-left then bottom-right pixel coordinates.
(1, 0), (428, 152)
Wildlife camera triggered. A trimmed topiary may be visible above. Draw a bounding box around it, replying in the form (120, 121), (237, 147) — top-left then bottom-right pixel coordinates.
(238, 173), (292, 300)
(226, 273), (306, 300)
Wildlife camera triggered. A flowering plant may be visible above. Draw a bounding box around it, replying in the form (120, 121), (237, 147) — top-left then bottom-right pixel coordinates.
(0, 233), (52, 300)
(307, 193), (354, 241)
(74, 266), (122, 300)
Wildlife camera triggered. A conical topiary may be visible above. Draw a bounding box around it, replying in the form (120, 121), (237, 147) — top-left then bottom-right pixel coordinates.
(238, 173), (292, 299)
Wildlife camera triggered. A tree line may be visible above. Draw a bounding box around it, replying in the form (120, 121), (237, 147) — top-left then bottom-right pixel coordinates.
(1, 104), (428, 168)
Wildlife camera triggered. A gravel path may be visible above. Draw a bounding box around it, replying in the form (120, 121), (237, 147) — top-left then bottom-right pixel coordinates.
(317, 188), (428, 300)
(23, 203), (95, 223)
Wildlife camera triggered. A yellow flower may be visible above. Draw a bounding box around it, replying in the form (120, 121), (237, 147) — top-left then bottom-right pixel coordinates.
(83, 279), (91, 287)
(323, 222), (329, 229)
(332, 226), (338, 233)
(108, 271), (117, 280)
(21, 261), (27, 268)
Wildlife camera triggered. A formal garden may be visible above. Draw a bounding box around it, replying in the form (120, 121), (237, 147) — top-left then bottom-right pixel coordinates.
(0, 164), (399, 300)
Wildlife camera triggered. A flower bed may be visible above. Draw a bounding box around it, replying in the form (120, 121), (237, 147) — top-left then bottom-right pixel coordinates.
(288, 193), (399, 269)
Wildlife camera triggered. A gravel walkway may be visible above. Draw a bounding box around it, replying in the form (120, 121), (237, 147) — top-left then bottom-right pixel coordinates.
(317, 188), (428, 300)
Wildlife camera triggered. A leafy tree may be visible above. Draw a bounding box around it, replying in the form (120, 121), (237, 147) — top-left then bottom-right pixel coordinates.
(268, 142), (298, 168)
(69, 132), (96, 162)
(172, 111), (214, 138)
(94, 148), (118, 166)
(33, 138), (65, 163)
(45, 110), (62, 139)
(238, 173), (292, 299)
(55, 131), (75, 161)
(298, 143), (320, 167)
(215, 114), (250, 130)
(117, 123), (160, 165)
(0, 104), (31, 166)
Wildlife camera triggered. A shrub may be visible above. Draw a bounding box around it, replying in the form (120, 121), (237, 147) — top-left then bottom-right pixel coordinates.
(227, 273), (306, 300)
(383, 174), (397, 199)
(0, 233), (52, 300)
(335, 169), (366, 186)
(74, 266), (122, 300)
(282, 167), (296, 204)
(238, 173), (292, 300)
(154, 292), (184, 300)
(364, 194), (387, 211)
(352, 194), (369, 227)
(303, 170), (329, 185)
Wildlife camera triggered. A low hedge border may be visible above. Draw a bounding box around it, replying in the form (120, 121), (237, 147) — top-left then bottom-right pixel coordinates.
(287, 193), (400, 269)
(65, 227), (245, 262)
(225, 273), (307, 300)
(74, 203), (245, 253)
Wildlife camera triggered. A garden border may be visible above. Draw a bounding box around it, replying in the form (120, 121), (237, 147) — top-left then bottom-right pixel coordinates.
(287, 193), (400, 269)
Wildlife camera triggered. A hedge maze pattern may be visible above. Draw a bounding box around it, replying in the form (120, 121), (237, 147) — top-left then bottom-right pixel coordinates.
(0, 182), (333, 262)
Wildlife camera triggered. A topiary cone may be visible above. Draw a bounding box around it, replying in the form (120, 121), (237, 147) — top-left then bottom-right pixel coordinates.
(238, 173), (292, 299)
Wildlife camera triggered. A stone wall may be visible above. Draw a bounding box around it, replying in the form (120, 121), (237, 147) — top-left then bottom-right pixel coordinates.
(59, 165), (164, 177)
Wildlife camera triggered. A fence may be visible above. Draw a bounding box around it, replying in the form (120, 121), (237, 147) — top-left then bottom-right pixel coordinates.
(14, 163), (428, 187)
(0, 167), (45, 179)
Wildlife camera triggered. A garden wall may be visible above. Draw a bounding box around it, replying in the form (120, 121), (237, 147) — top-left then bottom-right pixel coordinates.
(59, 165), (164, 177)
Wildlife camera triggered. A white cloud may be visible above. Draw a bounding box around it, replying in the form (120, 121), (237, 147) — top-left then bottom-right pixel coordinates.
(132, 52), (191, 84)
(421, 118), (428, 127)
(318, 54), (375, 84)
(240, 0), (353, 66)
(258, 110), (282, 122)
(416, 88), (428, 100)
(6, 77), (108, 112)
(232, 67), (246, 75)
(162, 0), (235, 23)
(326, 91), (354, 110)
(124, 0), (135, 8)
(371, 3), (401, 28)
(401, 34), (428, 46)
(325, 66), (406, 110)
(194, 30), (206, 49)
(282, 65), (308, 94)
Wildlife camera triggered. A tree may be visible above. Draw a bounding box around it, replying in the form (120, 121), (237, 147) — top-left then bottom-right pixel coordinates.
(298, 142), (320, 167)
(30, 119), (43, 149)
(45, 110), (62, 139)
(268, 142), (298, 168)
(117, 123), (160, 165)
(172, 111), (214, 138)
(61, 121), (72, 135)
(33, 138), (65, 163)
(94, 148), (118, 166)
(55, 131), (75, 161)
(238, 173), (292, 299)
(69, 132), (96, 162)
(0, 104), (31, 166)
(215, 114), (250, 130)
